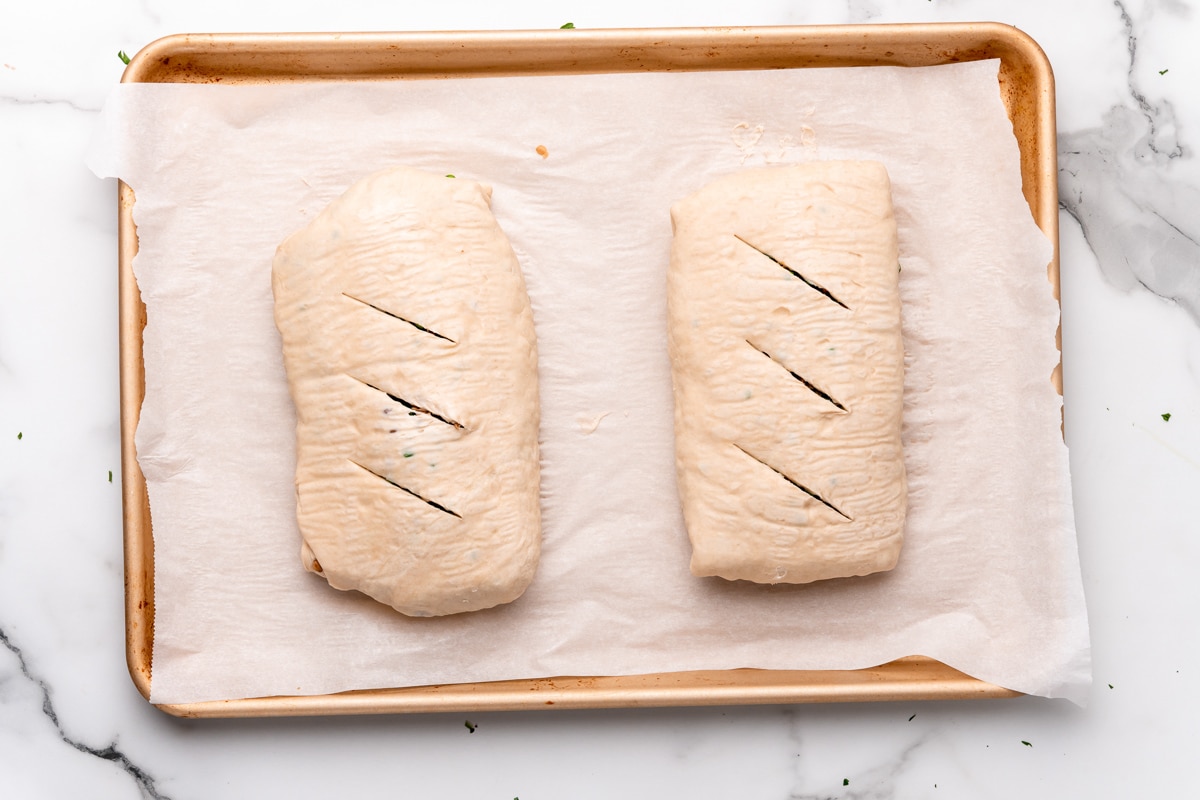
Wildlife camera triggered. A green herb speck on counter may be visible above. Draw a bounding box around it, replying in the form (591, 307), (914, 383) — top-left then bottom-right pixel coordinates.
(1159, 68), (1169, 75)
(1021, 740), (1032, 747)
(464, 719), (477, 733)
(560, 22), (576, 29)
(16, 431), (22, 440)
(118, 50), (131, 64)
(108, 470), (113, 483)
(1162, 412), (1172, 421)
(843, 778), (850, 786)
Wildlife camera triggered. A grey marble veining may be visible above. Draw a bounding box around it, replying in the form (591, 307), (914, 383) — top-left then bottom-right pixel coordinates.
(0, 95), (102, 113)
(1059, 0), (1200, 323)
(0, 628), (169, 799)
(779, 706), (939, 798)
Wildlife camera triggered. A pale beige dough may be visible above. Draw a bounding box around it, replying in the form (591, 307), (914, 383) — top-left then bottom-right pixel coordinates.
(272, 166), (541, 616)
(668, 161), (906, 584)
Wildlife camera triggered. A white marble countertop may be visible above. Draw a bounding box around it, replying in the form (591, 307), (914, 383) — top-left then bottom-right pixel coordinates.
(3, 1), (1199, 797)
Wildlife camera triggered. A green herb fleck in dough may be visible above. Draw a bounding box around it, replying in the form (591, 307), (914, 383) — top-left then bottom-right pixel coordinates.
(403, 451), (414, 458)
(464, 719), (478, 733)
(445, 174), (455, 178)
(1021, 740), (1032, 747)
(560, 22), (576, 29)
(1162, 412), (1172, 421)
(118, 50), (131, 65)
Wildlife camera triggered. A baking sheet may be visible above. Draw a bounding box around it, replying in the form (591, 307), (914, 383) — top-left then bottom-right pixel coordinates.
(91, 32), (1089, 709)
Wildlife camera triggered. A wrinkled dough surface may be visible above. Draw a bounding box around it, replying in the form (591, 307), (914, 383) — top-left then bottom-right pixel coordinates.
(668, 162), (906, 584)
(272, 167), (541, 616)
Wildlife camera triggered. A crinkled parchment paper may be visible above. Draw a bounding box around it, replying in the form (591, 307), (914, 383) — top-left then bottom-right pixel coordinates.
(89, 59), (1091, 705)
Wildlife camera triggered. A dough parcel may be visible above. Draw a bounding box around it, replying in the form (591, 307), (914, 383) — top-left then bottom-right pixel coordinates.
(667, 162), (906, 584)
(272, 167), (541, 616)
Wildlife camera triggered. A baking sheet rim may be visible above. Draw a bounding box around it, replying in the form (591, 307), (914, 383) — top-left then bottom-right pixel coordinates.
(119, 22), (1056, 716)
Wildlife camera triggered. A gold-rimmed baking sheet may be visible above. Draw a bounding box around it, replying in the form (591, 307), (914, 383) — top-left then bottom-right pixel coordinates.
(120, 23), (1056, 718)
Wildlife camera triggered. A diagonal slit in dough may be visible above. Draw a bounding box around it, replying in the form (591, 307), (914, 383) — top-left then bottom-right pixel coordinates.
(348, 459), (462, 519)
(733, 234), (850, 310)
(745, 340), (848, 412)
(347, 374), (467, 431)
(341, 292), (456, 343)
(733, 444), (852, 521)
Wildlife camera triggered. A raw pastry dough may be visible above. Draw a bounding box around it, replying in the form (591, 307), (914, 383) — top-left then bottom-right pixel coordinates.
(668, 162), (906, 584)
(272, 167), (541, 616)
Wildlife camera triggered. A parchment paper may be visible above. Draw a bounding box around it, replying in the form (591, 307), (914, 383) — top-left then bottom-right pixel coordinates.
(88, 59), (1092, 705)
